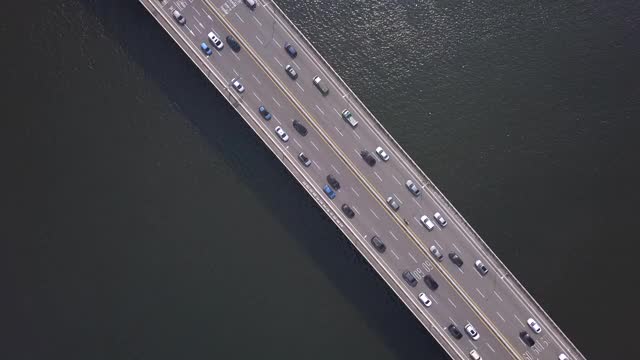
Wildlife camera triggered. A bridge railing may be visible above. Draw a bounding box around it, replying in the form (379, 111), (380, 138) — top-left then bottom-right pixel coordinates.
(268, 1), (582, 357)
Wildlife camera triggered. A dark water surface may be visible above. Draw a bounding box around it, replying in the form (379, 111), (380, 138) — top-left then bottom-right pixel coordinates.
(2, 0), (639, 358)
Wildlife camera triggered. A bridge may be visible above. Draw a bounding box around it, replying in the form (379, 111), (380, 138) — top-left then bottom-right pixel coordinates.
(139, 1), (584, 359)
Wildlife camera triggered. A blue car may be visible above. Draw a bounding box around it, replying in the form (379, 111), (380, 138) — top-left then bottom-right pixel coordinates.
(323, 184), (336, 199)
(258, 106), (272, 120)
(200, 42), (212, 56)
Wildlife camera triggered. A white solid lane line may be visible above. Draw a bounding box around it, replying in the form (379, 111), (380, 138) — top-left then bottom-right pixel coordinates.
(408, 252), (418, 263)
(235, 13), (245, 23)
(350, 187), (360, 197)
(330, 164), (340, 174)
(369, 208), (380, 220)
(390, 249), (400, 260)
(496, 312), (506, 322)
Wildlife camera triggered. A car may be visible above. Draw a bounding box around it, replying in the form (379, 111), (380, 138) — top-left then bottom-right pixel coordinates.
(312, 75), (329, 95)
(341, 109), (359, 128)
(360, 150), (376, 166)
(469, 349), (482, 360)
(326, 174), (340, 190)
(341, 204), (355, 218)
(465, 323), (479, 341)
(527, 318), (542, 334)
(447, 324), (463, 340)
(423, 274), (438, 290)
(243, 0), (257, 10)
(226, 35), (241, 52)
(370, 235), (386, 253)
(449, 253), (463, 267)
(474, 260), (489, 275)
(558, 355), (569, 360)
(429, 246), (443, 261)
(323, 184), (336, 199)
(402, 271), (418, 287)
(433, 212), (447, 227)
(519, 331), (535, 347)
(298, 152), (311, 167)
(200, 42), (212, 56)
(284, 42), (298, 58)
(207, 32), (224, 50)
(420, 215), (435, 231)
(386, 196), (400, 211)
(285, 64), (298, 79)
(172, 10), (186, 25)
(274, 126), (289, 142)
(231, 78), (245, 93)
(258, 106), (272, 120)
(405, 180), (421, 196)
(418, 292), (432, 307)
(375, 146), (390, 161)
(292, 119), (308, 136)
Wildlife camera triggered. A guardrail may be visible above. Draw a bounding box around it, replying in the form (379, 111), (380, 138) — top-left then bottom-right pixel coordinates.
(268, 1), (583, 358)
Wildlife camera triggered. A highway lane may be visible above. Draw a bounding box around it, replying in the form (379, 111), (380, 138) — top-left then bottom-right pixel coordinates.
(147, 1), (582, 359)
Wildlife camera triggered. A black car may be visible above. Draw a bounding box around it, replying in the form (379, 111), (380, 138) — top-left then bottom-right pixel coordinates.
(327, 174), (340, 190)
(519, 331), (535, 347)
(292, 119), (308, 136)
(370, 235), (386, 253)
(341, 204), (355, 218)
(285, 64), (298, 80)
(360, 150), (377, 167)
(448, 324), (463, 340)
(402, 271), (418, 287)
(226, 35), (241, 52)
(423, 274), (439, 290)
(298, 152), (311, 167)
(284, 42), (298, 58)
(449, 253), (464, 267)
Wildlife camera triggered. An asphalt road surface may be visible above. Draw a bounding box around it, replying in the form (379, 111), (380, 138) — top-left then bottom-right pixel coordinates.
(141, 1), (584, 359)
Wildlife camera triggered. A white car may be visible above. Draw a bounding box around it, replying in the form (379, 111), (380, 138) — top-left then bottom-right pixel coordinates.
(375, 146), (390, 161)
(433, 212), (447, 227)
(231, 78), (245, 93)
(429, 245), (443, 261)
(465, 323), (480, 341)
(469, 349), (482, 360)
(207, 32), (224, 50)
(558, 354), (569, 360)
(474, 259), (489, 275)
(418, 292), (432, 307)
(275, 126), (289, 142)
(420, 215), (435, 231)
(527, 318), (542, 333)
(405, 179), (420, 196)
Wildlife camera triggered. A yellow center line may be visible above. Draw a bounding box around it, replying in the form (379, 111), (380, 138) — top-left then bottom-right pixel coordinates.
(203, 1), (521, 358)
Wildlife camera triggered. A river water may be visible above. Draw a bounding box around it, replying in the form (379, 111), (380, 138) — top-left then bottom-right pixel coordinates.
(2, 0), (639, 358)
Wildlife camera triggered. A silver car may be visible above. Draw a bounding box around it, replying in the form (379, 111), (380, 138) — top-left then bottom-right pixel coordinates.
(527, 318), (542, 333)
(231, 78), (245, 93)
(207, 32), (224, 50)
(172, 10), (186, 25)
(433, 212), (447, 227)
(465, 323), (479, 341)
(474, 260), (489, 275)
(418, 292), (432, 307)
(386, 196), (400, 211)
(274, 126), (289, 142)
(375, 146), (390, 161)
(429, 246), (443, 261)
(405, 180), (420, 196)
